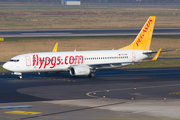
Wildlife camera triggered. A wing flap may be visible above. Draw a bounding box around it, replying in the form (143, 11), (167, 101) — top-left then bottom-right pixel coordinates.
(88, 62), (133, 69)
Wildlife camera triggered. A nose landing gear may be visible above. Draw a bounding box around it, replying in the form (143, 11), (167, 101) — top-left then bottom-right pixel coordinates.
(18, 75), (22, 79)
(12, 72), (22, 79)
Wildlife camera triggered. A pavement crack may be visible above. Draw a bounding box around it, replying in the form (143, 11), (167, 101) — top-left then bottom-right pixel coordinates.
(18, 102), (125, 120)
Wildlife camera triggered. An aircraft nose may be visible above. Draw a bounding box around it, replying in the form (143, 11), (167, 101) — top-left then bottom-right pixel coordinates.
(2, 63), (10, 71)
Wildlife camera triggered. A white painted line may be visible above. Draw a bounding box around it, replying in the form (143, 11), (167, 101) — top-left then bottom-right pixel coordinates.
(86, 83), (180, 98)
(21, 33), (71, 35)
(0, 105), (32, 109)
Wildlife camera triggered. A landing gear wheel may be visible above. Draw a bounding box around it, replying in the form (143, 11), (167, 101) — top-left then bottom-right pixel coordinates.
(18, 75), (22, 79)
(88, 72), (95, 78)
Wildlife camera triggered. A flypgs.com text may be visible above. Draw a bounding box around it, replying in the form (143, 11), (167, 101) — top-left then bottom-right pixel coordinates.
(32, 55), (84, 69)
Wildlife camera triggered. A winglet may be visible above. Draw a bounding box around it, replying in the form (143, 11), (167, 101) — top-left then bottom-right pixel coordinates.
(52, 43), (58, 52)
(151, 48), (162, 62)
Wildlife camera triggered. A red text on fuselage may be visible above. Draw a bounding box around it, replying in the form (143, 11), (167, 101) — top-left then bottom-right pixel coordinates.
(32, 54), (83, 69)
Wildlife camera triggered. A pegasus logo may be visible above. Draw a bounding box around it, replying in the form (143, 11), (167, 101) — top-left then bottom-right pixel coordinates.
(136, 19), (153, 47)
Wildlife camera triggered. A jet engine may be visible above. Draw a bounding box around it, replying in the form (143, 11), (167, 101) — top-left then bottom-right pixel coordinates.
(70, 66), (90, 76)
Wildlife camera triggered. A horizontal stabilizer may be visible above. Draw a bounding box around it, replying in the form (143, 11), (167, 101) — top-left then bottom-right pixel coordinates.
(143, 49), (178, 54)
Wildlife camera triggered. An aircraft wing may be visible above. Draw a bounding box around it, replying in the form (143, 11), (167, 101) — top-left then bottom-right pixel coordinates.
(87, 62), (132, 69)
(88, 48), (178, 69)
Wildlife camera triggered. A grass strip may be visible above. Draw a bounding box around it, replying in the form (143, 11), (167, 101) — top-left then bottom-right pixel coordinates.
(3, 35), (180, 41)
(0, 65), (8, 72)
(123, 60), (180, 69)
(0, 8), (180, 30)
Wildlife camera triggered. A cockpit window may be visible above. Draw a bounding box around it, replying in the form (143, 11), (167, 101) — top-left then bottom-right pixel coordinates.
(9, 59), (19, 62)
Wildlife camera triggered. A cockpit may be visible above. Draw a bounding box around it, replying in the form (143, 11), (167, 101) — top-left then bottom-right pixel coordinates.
(9, 59), (19, 62)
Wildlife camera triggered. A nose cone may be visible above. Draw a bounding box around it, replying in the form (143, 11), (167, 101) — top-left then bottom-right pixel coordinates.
(2, 62), (10, 71)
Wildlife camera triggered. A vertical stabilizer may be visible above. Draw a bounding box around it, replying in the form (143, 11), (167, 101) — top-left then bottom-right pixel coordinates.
(119, 16), (156, 50)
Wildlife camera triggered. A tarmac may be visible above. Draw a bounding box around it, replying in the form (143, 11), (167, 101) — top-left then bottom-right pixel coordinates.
(0, 67), (180, 119)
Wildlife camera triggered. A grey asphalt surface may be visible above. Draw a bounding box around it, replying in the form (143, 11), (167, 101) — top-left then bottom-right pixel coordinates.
(1, 28), (180, 37)
(0, 67), (180, 103)
(0, 67), (180, 120)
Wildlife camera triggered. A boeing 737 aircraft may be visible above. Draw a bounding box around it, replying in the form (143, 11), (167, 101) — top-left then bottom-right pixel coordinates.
(2, 16), (174, 79)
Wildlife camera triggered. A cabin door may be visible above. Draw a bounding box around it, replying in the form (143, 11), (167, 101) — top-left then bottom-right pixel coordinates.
(25, 56), (31, 66)
(132, 52), (136, 62)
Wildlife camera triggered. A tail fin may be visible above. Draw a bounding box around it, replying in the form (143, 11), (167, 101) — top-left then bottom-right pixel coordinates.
(119, 16), (156, 50)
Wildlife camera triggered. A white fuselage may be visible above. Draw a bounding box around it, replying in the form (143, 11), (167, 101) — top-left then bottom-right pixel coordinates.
(3, 50), (151, 73)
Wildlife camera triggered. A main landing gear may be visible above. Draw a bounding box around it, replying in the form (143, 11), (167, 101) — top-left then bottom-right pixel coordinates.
(88, 72), (95, 78)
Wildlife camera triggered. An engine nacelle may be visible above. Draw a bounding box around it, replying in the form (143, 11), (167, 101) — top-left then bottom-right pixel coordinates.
(70, 66), (90, 76)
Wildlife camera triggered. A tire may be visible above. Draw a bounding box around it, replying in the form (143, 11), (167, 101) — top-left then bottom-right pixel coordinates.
(18, 75), (22, 79)
(88, 72), (95, 78)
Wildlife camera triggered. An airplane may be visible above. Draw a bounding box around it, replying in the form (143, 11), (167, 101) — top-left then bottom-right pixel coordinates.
(2, 16), (175, 79)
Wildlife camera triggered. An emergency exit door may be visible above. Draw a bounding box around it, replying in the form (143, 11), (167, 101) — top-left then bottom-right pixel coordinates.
(132, 52), (136, 62)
